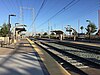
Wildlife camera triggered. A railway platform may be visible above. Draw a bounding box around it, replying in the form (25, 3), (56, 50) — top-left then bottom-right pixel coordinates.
(0, 38), (70, 75)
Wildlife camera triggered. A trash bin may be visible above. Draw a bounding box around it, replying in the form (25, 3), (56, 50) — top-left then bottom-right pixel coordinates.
(0, 41), (3, 47)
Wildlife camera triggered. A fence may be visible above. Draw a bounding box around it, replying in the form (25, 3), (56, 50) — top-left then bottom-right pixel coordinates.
(0, 37), (9, 44)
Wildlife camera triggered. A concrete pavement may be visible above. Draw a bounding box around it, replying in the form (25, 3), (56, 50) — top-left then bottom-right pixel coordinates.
(27, 38), (71, 75)
(0, 39), (49, 75)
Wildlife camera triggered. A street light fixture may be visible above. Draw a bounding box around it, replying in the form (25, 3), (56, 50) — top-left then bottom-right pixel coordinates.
(8, 14), (16, 26)
(86, 20), (91, 23)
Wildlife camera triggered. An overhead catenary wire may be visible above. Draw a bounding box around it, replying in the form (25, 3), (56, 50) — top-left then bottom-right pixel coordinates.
(39, 0), (80, 22)
(37, 0), (80, 29)
(2, 0), (11, 13)
(8, 0), (19, 23)
(72, 0), (98, 22)
(8, 0), (16, 13)
(1, 0), (17, 24)
(70, 5), (98, 24)
(31, 0), (47, 24)
(28, 0), (47, 31)
(15, 0), (22, 22)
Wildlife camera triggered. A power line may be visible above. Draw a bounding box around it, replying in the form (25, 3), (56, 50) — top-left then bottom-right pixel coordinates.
(28, 0), (47, 31)
(72, 5), (98, 22)
(19, 0), (23, 7)
(9, 0), (19, 20)
(37, 0), (80, 28)
(8, 0), (16, 13)
(31, 0), (47, 26)
(15, 0), (22, 22)
(36, 0), (66, 23)
(2, 0), (11, 13)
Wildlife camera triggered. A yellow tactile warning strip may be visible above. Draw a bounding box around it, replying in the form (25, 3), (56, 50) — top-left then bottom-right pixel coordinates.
(23, 44), (30, 46)
(27, 38), (71, 75)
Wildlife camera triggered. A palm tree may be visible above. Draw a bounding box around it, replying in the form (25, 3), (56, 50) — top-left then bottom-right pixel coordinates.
(86, 20), (97, 40)
(80, 26), (84, 33)
(85, 23), (97, 35)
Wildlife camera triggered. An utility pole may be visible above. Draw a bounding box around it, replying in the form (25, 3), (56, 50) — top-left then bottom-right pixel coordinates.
(20, 7), (23, 24)
(48, 21), (50, 39)
(51, 26), (53, 31)
(62, 24), (63, 31)
(98, 10), (100, 37)
(20, 7), (34, 35)
(78, 20), (80, 33)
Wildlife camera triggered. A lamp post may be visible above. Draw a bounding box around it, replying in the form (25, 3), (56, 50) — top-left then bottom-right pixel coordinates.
(8, 14), (16, 30)
(8, 14), (16, 44)
(89, 26), (92, 40)
(67, 25), (71, 40)
(15, 23), (19, 39)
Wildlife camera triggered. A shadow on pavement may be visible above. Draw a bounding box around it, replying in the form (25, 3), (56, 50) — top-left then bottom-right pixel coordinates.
(0, 40), (45, 75)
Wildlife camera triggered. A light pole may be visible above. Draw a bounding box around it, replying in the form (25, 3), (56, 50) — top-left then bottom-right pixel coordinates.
(15, 23), (19, 39)
(8, 14), (16, 31)
(8, 14), (16, 44)
(67, 25), (71, 40)
(89, 26), (92, 40)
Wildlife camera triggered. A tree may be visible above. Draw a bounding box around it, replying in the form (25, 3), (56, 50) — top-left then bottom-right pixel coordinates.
(80, 26), (84, 33)
(43, 32), (48, 36)
(0, 23), (9, 37)
(96, 29), (100, 36)
(85, 23), (97, 35)
(50, 32), (55, 35)
(37, 33), (41, 36)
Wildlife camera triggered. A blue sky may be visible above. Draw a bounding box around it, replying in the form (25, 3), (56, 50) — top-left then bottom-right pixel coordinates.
(0, 0), (99, 34)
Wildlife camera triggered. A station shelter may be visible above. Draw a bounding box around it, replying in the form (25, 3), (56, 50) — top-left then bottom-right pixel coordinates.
(51, 30), (64, 40)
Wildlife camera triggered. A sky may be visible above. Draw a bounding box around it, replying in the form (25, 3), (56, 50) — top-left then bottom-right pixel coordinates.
(0, 0), (99, 35)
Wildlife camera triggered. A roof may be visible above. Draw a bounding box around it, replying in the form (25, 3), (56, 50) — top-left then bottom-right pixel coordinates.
(16, 28), (26, 31)
(16, 28), (26, 33)
(51, 30), (63, 34)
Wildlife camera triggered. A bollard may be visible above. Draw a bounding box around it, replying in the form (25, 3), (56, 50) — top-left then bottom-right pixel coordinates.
(1, 41), (3, 47)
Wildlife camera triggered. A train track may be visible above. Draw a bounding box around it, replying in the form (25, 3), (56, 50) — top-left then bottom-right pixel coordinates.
(56, 41), (100, 54)
(40, 40), (100, 65)
(39, 39), (100, 54)
(33, 40), (100, 75)
(38, 38), (100, 54)
(35, 39), (100, 65)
